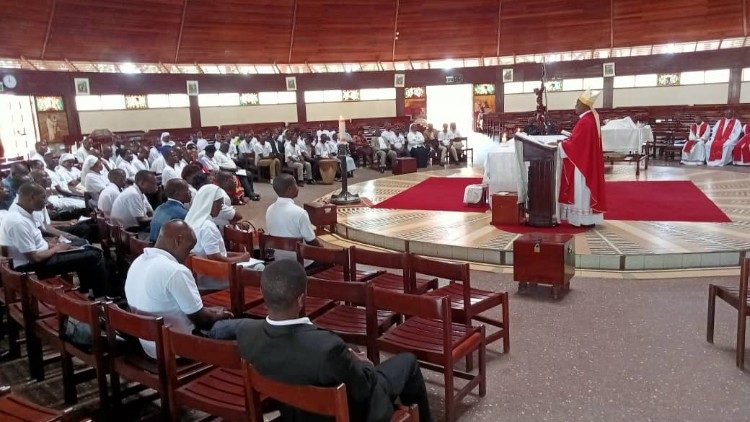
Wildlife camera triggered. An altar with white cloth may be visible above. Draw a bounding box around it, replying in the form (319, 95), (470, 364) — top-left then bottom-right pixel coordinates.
(601, 116), (654, 153)
(482, 140), (524, 196)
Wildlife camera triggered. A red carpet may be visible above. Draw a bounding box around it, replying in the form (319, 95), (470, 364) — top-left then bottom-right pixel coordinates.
(604, 181), (730, 222)
(373, 177), (730, 223)
(373, 177), (489, 213)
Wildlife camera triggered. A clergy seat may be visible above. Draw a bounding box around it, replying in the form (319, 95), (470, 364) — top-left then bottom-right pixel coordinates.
(707, 258), (750, 368)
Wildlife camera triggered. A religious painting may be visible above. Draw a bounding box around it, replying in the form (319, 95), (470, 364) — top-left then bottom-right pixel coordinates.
(472, 84), (495, 131)
(394, 73), (405, 88)
(603, 62), (615, 77)
(285, 76), (297, 91)
(657, 73), (680, 86)
(186, 80), (199, 96)
(502, 68), (514, 83)
(125, 95), (148, 109)
(35, 96), (68, 143)
(342, 89), (360, 102)
(404, 86), (426, 120)
(239, 93), (260, 105)
(74, 77), (90, 95)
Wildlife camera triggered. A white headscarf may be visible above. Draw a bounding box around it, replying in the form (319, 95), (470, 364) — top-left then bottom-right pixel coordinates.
(160, 132), (170, 141)
(81, 155), (100, 181)
(184, 184), (224, 233)
(59, 153), (75, 164)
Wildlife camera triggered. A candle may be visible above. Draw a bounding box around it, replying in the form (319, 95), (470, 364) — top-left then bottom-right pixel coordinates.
(338, 115), (346, 143)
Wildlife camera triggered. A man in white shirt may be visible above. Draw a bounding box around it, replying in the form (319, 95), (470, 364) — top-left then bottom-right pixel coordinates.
(196, 131), (209, 152)
(449, 122), (464, 161)
(215, 142), (259, 201)
(265, 174), (320, 266)
(285, 138), (314, 186)
(199, 145), (221, 172)
(30, 141), (49, 167)
(372, 136), (395, 173)
(117, 148), (138, 181)
(148, 139), (161, 166)
(253, 137), (282, 180)
(406, 124), (428, 167)
(98, 169), (127, 218)
(382, 125), (407, 158)
(0, 182), (109, 296)
(74, 137), (93, 164)
(124, 220), (242, 359)
(29, 167), (86, 215)
(132, 147), (150, 172)
(110, 170), (157, 231)
(150, 146), (167, 174)
(160, 148), (181, 186)
(438, 123), (458, 163)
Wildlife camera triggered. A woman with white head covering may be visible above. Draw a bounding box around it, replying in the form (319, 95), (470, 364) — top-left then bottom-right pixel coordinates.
(185, 184), (251, 290)
(82, 155), (109, 202)
(55, 153), (84, 195)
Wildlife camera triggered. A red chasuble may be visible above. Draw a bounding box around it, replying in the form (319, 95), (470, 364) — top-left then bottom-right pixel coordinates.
(559, 111), (606, 213)
(685, 122), (708, 154)
(708, 118), (736, 161)
(732, 124), (750, 163)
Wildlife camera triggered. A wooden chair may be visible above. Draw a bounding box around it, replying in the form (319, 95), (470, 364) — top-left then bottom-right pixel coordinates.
(243, 361), (418, 421)
(368, 286), (486, 422)
(707, 257), (750, 368)
(25, 277), (65, 381)
(96, 216), (112, 261)
(201, 263), (264, 315)
(1, 260), (35, 360)
(299, 244), (382, 282)
(351, 246), (437, 294)
(185, 255), (232, 294)
(223, 224), (256, 254)
(308, 278), (398, 361)
(258, 233), (302, 263)
(128, 236), (151, 259)
(104, 303), (210, 419)
(416, 255), (510, 360)
(55, 292), (109, 406)
(0, 384), (84, 422)
(162, 326), (248, 421)
(241, 266), (335, 320)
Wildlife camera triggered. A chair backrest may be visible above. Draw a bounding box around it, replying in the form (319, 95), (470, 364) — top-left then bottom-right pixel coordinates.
(186, 255), (233, 281)
(96, 217), (111, 248)
(258, 233), (302, 260)
(297, 244), (349, 273)
(223, 225), (255, 253)
(243, 360), (349, 421)
(54, 292), (105, 353)
(0, 259), (27, 304)
(162, 326), (242, 378)
(104, 303), (164, 348)
(128, 236), (151, 259)
(409, 254), (471, 301)
(307, 277), (366, 306)
(26, 277), (63, 319)
(119, 230), (135, 255)
(231, 265), (262, 315)
(350, 246), (407, 281)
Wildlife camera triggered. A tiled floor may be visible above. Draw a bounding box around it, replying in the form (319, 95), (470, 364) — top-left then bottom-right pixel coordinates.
(318, 164), (750, 270)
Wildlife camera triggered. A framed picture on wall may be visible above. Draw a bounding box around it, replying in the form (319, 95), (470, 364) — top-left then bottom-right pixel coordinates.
(285, 76), (297, 91)
(74, 78), (90, 95)
(394, 73), (405, 88)
(502, 68), (514, 83)
(186, 80), (199, 96)
(603, 62), (616, 77)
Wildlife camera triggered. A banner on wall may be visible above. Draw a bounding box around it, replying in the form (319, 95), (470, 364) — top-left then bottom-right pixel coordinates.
(404, 87), (426, 121)
(472, 84), (496, 131)
(35, 96), (69, 142)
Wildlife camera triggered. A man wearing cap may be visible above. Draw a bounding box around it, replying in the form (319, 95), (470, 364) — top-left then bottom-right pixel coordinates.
(558, 90), (606, 227)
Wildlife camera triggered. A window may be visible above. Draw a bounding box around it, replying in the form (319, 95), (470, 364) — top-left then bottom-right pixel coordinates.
(146, 94), (170, 108)
(217, 93), (240, 106)
(258, 91), (296, 105)
(562, 79), (583, 91)
(125, 95), (148, 109)
(342, 90), (360, 101)
(503, 82), (523, 94)
(545, 80), (562, 92)
(276, 91), (297, 104)
(323, 90), (343, 102)
(634, 74), (658, 87)
(583, 77), (604, 90)
(404, 87), (425, 98)
(680, 71), (705, 85)
(198, 93), (240, 107)
(35, 96), (64, 111)
(168, 94), (189, 107)
(742, 68), (750, 82)
(704, 69), (730, 83)
(613, 75), (635, 88)
(99, 95), (126, 110)
(359, 88), (396, 101)
(198, 94), (221, 107)
(76, 96), (100, 111)
(240, 93), (259, 105)
(522, 81), (540, 93)
(304, 91), (324, 103)
(657, 74), (680, 86)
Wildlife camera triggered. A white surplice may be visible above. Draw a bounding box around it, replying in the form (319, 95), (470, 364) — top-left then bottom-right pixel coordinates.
(705, 118), (742, 167)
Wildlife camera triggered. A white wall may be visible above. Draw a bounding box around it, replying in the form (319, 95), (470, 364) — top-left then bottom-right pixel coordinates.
(200, 104), (298, 126)
(613, 84), (728, 107)
(504, 93), (536, 112)
(79, 108), (191, 133)
(741, 82), (750, 103)
(305, 100), (396, 121)
(505, 91), (603, 112)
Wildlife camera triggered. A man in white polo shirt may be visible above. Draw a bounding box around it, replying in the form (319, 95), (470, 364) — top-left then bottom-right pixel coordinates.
(0, 182), (109, 297)
(98, 169), (127, 218)
(265, 174), (320, 266)
(110, 170), (157, 231)
(124, 220), (242, 358)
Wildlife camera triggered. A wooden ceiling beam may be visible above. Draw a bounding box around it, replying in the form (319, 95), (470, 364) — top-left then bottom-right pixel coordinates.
(174, 0), (189, 63)
(288, 0), (298, 63)
(392, 0), (400, 61)
(40, 0), (57, 59)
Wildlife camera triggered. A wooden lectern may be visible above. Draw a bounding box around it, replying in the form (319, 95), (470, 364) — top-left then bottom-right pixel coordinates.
(514, 133), (559, 227)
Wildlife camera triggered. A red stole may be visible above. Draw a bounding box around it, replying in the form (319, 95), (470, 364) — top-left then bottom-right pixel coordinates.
(559, 111), (607, 213)
(709, 118), (736, 161)
(685, 122), (708, 154)
(733, 124), (750, 163)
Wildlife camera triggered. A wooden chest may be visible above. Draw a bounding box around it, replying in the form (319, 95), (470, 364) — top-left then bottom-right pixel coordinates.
(513, 233), (575, 298)
(490, 193), (524, 225)
(393, 157), (417, 175)
(303, 202), (337, 234)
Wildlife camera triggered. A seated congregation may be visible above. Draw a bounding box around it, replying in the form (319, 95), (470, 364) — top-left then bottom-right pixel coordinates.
(680, 109), (750, 166)
(0, 120), (506, 421)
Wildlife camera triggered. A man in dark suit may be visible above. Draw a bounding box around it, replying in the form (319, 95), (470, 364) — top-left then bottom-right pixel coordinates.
(236, 260), (431, 422)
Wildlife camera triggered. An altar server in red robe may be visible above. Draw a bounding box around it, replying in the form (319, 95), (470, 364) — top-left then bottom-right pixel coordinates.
(558, 89), (606, 227)
(681, 116), (710, 165)
(705, 109), (742, 167)
(732, 123), (750, 166)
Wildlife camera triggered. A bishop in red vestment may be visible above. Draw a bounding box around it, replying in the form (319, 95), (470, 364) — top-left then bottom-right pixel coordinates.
(732, 123), (750, 166)
(558, 90), (606, 227)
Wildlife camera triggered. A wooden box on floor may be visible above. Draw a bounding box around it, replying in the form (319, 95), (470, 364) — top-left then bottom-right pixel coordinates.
(304, 202), (337, 234)
(393, 157), (417, 175)
(490, 193), (524, 225)
(513, 233), (575, 299)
